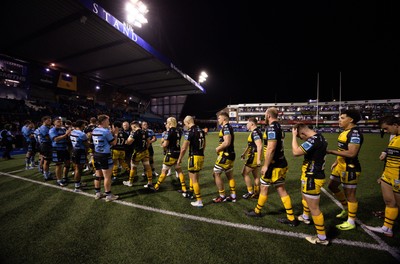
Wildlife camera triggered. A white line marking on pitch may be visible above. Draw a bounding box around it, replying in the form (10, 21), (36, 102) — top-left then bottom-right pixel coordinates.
(1, 171), (399, 261)
(321, 187), (400, 260)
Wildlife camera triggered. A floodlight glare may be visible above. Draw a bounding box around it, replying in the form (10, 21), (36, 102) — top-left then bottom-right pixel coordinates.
(125, 0), (149, 28)
(198, 71), (208, 83)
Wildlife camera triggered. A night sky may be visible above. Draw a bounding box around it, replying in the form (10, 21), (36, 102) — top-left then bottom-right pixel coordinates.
(96, 0), (398, 119)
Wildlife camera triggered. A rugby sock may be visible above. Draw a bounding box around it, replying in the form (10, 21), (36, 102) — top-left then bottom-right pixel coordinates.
(178, 172), (187, 192)
(302, 199), (311, 218)
(312, 213), (326, 237)
(189, 178), (193, 192)
(129, 167), (137, 182)
(193, 182), (201, 201)
(255, 194), (267, 214)
(347, 201), (358, 222)
(254, 184), (260, 195)
(281, 195), (295, 221)
(334, 190), (348, 208)
(228, 178), (236, 198)
(154, 173), (167, 190)
(383, 207), (398, 230)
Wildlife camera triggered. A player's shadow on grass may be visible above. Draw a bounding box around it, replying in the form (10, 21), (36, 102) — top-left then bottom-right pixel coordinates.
(326, 225), (341, 240)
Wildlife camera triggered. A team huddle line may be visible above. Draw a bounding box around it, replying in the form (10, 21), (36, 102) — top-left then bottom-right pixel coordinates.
(11, 108), (400, 246)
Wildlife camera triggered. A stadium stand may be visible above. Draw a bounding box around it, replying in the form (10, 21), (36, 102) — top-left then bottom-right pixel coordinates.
(224, 99), (400, 132)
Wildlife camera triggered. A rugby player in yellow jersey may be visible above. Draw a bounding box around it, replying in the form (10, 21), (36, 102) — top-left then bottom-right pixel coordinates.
(292, 123), (329, 245)
(111, 121), (130, 183)
(141, 121), (158, 177)
(123, 121), (154, 190)
(327, 109), (363, 231)
(245, 107), (297, 227)
(240, 117), (262, 199)
(212, 111), (237, 203)
(365, 115), (400, 237)
(177, 115), (206, 207)
(153, 117), (186, 193)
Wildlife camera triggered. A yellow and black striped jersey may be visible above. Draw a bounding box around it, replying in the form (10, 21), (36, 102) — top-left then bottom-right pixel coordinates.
(218, 123), (235, 154)
(336, 127), (363, 171)
(383, 135), (400, 179)
(112, 130), (129, 151)
(299, 133), (328, 179)
(129, 129), (148, 153)
(185, 125), (205, 156)
(247, 127), (262, 153)
(164, 127), (182, 158)
(263, 121), (287, 167)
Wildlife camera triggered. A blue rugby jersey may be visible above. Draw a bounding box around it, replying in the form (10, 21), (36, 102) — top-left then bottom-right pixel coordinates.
(92, 127), (114, 154)
(70, 129), (88, 150)
(49, 127), (69, 151)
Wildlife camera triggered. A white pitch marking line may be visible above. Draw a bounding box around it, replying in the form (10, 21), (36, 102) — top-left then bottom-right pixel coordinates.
(321, 187), (400, 260)
(1, 171), (399, 261)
